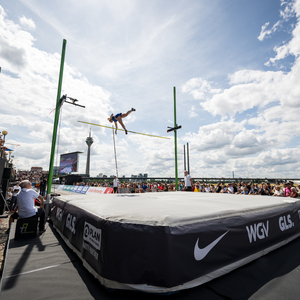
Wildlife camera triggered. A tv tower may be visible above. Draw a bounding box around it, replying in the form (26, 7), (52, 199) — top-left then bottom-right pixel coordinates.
(85, 128), (94, 176)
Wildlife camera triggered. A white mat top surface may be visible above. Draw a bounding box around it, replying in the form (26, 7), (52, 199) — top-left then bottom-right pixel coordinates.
(55, 192), (299, 226)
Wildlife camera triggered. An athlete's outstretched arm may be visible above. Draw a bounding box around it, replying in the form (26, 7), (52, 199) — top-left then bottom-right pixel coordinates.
(114, 122), (118, 134)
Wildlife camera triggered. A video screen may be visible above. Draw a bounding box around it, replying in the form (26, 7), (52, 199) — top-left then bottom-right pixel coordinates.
(59, 152), (78, 174)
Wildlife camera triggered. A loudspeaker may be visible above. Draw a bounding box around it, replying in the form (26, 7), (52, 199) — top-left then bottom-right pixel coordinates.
(65, 175), (83, 185)
(0, 157), (4, 182)
(2, 168), (11, 180)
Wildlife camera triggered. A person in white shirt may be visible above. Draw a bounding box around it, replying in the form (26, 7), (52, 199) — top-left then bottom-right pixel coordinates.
(184, 170), (193, 191)
(151, 183), (158, 192)
(113, 176), (119, 194)
(226, 184), (234, 194)
(9, 180), (46, 233)
(273, 185), (284, 196)
(9, 181), (21, 211)
(205, 185), (211, 193)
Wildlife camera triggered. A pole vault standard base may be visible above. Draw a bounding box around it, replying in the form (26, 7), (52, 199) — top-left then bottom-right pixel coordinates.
(50, 193), (300, 294)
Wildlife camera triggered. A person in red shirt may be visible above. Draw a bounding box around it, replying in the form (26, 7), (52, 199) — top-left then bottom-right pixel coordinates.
(284, 183), (292, 197)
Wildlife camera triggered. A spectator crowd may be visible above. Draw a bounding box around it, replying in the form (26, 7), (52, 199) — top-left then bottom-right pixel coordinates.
(6, 168), (300, 199)
(71, 180), (300, 197)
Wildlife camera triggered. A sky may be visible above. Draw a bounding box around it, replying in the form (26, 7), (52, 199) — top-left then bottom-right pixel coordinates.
(1, 0), (300, 179)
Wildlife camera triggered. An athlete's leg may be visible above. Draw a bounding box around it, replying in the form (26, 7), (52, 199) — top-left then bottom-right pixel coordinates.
(121, 108), (135, 118)
(116, 117), (127, 132)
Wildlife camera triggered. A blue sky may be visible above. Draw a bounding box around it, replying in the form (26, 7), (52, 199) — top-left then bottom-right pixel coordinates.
(1, 0), (300, 178)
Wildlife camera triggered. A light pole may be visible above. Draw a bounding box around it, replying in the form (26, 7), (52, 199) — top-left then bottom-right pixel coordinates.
(2, 130), (7, 141)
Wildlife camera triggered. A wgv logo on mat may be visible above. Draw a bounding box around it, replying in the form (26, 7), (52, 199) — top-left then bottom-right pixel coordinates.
(246, 221), (269, 243)
(84, 222), (101, 250)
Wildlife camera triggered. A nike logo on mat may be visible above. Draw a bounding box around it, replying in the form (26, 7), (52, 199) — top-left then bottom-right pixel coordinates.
(194, 231), (229, 261)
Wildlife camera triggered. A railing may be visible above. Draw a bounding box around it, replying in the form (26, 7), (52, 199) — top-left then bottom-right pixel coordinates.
(86, 177), (300, 183)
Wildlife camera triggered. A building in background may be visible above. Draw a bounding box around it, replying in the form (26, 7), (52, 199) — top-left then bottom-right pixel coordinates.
(85, 129), (94, 176)
(53, 166), (59, 175)
(31, 167), (43, 173)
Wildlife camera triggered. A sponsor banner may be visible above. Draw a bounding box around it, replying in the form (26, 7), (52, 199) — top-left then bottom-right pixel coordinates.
(80, 186), (90, 194)
(86, 187), (113, 194)
(63, 185), (75, 192)
(83, 222), (101, 250)
(53, 185), (113, 194)
(56, 185), (64, 190)
(58, 185), (89, 194)
(72, 185), (90, 194)
(50, 197), (300, 289)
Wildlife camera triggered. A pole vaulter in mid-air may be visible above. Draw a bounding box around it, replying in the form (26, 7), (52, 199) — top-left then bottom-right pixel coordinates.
(107, 108), (136, 135)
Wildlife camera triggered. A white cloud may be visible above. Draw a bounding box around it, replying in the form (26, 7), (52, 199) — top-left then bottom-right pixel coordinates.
(19, 15), (36, 30)
(258, 1), (296, 43)
(183, 57), (300, 117)
(265, 0), (299, 65)
(266, 21), (300, 65)
(182, 120), (245, 152)
(181, 77), (221, 101)
(280, 0), (296, 21)
(189, 106), (198, 118)
(258, 21), (281, 42)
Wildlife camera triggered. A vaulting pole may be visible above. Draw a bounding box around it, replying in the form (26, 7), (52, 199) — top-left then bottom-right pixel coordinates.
(184, 145), (186, 172)
(45, 39), (67, 212)
(112, 128), (119, 178)
(174, 87), (178, 190)
(187, 142), (190, 174)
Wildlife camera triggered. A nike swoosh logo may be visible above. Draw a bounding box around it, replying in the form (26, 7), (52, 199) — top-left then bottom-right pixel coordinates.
(194, 231), (229, 261)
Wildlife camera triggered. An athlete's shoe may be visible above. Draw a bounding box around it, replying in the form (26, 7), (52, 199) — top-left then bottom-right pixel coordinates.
(131, 108), (136, 111)
(125, 130), (128, 135)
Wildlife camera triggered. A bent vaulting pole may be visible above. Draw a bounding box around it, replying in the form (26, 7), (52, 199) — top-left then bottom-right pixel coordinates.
(45, 39), (67, 211)
(174, 87), (178, 190)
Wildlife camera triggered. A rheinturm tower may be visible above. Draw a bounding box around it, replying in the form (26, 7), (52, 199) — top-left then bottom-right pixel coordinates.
(85, 129), (94, 176)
